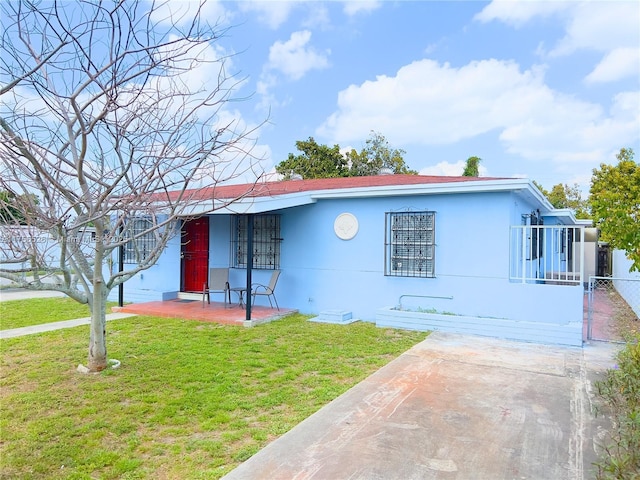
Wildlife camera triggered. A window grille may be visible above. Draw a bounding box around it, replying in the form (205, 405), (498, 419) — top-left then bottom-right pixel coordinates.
(385, 211), (435, 278)
(232, 214), (281, 269)
(123, 217), (156, 264)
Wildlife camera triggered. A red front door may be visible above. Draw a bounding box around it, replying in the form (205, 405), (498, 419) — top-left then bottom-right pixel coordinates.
(181, 217), (209, 292)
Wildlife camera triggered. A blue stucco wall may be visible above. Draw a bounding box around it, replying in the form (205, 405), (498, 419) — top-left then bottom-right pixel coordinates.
(274, 192), (582, 346)
(278, 192), (512, 318)
(108, 221), (182, 302)
(114, 190), (584, 345)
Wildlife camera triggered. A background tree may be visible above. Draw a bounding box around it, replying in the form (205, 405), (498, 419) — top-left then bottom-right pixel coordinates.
(275, 137), (347, 179)
(590, 148), (640, 271)
(532, 180), (548, 196)
(0, 190), (38, 224)
(0, 0), (260, 371)
(533, 182), (590, 218)
(276, 131), (415, 179)
(348, 131), (416, 176)
(462, 156), (481, 176)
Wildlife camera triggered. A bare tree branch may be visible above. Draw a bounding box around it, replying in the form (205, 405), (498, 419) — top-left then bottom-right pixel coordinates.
(0, 0), (265, 371)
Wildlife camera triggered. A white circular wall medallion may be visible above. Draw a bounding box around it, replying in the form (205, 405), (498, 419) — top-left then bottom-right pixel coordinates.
(334, 213), (359, 240)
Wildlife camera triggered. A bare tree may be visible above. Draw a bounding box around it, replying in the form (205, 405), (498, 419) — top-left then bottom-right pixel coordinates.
(0, 0), (263, 371)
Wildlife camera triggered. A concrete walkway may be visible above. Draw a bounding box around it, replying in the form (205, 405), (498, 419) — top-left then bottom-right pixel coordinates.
(223, 332), (619, 480)
(0, 287), (66, 302)
(0, 313), (137, 339)
(0, 287), (137, 339)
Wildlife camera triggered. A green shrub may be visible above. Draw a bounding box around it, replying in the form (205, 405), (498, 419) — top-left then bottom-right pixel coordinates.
(595, 336), (640, 479)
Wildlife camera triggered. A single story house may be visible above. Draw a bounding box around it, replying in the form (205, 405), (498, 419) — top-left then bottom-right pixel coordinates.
(113, 174), (590, 346)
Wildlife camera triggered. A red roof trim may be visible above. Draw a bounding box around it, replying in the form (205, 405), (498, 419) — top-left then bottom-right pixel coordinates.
(170, 174), (511, 202)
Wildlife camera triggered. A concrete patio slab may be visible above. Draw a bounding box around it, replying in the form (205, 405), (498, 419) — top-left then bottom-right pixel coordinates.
(114, 298), (296, 326)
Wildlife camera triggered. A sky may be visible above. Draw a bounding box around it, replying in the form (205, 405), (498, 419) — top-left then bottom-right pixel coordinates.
(3, 0), (639, 197)
(177, 0), (639, 196)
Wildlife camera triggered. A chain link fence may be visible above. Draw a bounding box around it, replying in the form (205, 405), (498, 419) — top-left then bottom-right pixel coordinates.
(587, 276), (640, 342)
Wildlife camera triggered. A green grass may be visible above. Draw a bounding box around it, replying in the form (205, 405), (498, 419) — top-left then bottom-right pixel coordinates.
(0, 297), (117, 330)
(0, 308), (428, 479)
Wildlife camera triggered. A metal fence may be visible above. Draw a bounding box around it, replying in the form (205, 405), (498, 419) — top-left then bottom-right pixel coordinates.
(587, 276), (640, 342)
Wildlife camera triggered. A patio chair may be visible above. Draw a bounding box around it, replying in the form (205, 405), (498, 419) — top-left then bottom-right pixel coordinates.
(251, 270), (281, 310)
(203, 268), (230, 307)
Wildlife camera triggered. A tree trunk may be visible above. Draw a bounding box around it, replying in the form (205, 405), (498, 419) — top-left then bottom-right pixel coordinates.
(88, 298), (107, 371)
(88, 247), (107, 372)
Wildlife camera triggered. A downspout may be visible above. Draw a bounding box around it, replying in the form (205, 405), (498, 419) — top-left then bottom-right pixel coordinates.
(245, 214), (254, 321)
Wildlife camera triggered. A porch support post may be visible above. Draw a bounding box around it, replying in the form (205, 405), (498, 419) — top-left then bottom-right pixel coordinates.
(245, 214), (254, 321)
(118, 224), (124, 307)
(118, 222), (124, 307)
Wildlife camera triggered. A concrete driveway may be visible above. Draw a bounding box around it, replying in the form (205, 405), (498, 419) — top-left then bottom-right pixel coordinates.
(223, 332), (618, 480)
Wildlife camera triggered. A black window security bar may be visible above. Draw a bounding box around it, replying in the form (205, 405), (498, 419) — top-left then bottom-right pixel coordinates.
(123, 217), (156, 264)
(385, 211), (435, 278)
(232, 214), (281, 269)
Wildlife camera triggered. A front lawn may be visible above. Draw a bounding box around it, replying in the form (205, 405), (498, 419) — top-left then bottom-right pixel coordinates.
(0, 297), (117, 330)
(0, 312), (428, 479)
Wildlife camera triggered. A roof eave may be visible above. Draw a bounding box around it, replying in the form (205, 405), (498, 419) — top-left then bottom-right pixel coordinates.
(174, 177), (559, 216)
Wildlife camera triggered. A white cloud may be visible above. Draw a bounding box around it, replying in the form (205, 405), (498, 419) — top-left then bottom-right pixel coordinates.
(419, 160), (488, 177)
(256, 73), (291, 110)
(343, 1), (383, 17)
(257, 30), (330, 111)
(150, 0), (229, 27)
(152, 35), (234, 91)
(476, 1), (639, 54)
(319, 59), (542, 144)
(474, 1), (570, 28)
(301, 3), (331, 30)
(267, 30), (330, 81)
(237, 1), (296, 29)
(317, 58), (639, 165)
(476, 1), (640, 84)
(238, 1), (331, 30)
(499, 89), (639, 162)
(194, 108), (273, 185)
(419, 161), (464, 177)
(585, 47), (640, 84)
(565, 171), (594, 198)
(549, 2), (640, 56)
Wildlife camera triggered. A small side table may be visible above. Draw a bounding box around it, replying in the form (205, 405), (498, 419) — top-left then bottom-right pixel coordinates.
(229, 287), (247, 308)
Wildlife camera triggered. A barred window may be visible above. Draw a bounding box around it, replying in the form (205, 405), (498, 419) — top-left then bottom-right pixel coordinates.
(385, 211), (435, 277)
(232, 215), (281, 269)
(123, 217), (156, 264)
